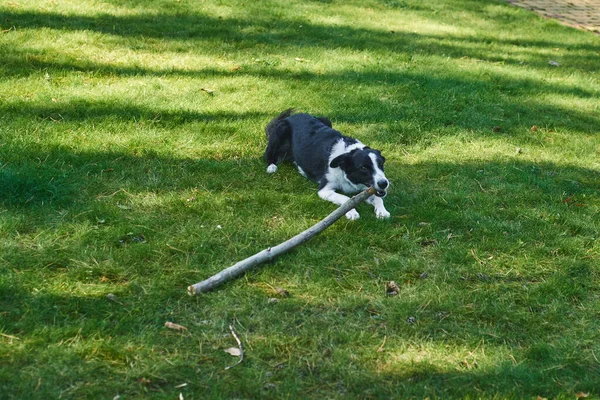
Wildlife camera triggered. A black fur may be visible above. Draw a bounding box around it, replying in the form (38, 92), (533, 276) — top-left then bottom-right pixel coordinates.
(265, 111), (364, 186)
(264, 109), (294, 165)
(264, 110), (390, 219)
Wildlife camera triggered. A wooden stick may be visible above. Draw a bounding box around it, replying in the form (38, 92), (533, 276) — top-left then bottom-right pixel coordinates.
(187, 187), (377, 295)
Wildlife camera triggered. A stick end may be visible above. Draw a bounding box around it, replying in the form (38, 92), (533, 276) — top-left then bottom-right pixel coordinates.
(187, 285), (197, 296)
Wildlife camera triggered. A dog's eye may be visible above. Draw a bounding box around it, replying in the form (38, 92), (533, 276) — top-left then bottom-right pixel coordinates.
(360, 166), (369, 172)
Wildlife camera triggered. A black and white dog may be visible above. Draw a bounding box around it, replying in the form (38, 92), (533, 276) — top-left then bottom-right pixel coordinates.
(264, 110), (390, 220)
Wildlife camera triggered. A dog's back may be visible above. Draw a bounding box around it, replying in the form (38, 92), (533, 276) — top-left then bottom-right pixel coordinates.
(264, 111), (352, 183)
(287, 113), (352, 183)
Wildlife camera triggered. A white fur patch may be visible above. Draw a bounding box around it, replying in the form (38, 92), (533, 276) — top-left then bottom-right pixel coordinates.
(318, 187), (360, 220)
(369, 153), (389, 190)
(328, 139), (365, 163)
(367, 195), (390, 219)
(296, 165), (308, 178)
(266, 164), (278, 174)
(345, 209), (360, 220)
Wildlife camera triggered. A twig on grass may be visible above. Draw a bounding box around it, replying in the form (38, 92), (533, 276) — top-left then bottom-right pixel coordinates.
(225, 324), (244, 370)
(0, 333), (20, 341)
(474, 178), (486, 192)
(188, 187), (377, 294)
(377, 335), (387, 353)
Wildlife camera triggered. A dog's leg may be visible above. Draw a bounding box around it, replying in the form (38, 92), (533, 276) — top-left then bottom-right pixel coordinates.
(264, 126), (284, 173)
(366, 195), (390, 219)
(318, 187), (360, 220)
(264, 117), (292, 174)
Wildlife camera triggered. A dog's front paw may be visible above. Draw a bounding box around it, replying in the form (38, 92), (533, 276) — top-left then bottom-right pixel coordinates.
(345, 209), (360, 220)
(376, 209), (391, 219)
(266, 164), (278, 174)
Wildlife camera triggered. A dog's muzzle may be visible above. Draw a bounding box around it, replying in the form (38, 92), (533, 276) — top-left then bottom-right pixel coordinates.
(375, 179), (389, 197)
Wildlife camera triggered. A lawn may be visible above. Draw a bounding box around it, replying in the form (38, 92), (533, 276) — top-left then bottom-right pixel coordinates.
(1, 0), (599, 398)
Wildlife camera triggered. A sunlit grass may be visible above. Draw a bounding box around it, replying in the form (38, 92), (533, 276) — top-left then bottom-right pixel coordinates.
(1, 0), (600, 398)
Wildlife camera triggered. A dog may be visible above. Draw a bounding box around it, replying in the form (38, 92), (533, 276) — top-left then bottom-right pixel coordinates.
(264, 109), (390, 220)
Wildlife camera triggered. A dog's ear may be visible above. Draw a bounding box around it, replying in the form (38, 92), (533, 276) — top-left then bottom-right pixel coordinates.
(316, 116), (332, 128)
(330, 154), (349, 169)
(376, 150), (385, 163)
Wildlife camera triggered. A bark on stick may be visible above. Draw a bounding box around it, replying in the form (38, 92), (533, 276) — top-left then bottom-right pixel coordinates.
(187, 187), (376, 295)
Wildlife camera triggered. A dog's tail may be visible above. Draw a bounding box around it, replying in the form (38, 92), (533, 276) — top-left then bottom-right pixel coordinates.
(264, 109), (294, 168)
(265, 108), (294, 139)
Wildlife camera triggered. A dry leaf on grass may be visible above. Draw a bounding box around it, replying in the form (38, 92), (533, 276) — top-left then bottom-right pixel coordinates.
(224, 347), (242, 357)
(164, 321), (188, 331)
(386, 281), (400, 296)
(275, 287), (291, 297)
(106, 293), (123, 304)
(224, 324), (244, 370)
(575, 393), (589, 399)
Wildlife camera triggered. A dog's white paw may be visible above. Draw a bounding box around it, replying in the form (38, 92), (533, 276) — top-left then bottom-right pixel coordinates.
(266, 164), (278, 174)
(376, 209), (391, 219)
(345, 209), (360, 220)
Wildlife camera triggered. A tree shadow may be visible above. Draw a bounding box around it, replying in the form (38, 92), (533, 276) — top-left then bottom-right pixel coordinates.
(2, 7), (598, 140)
(2, 137), (599, 396)
(1, 8), (598, 70)
(0, 98), (268, 126)
(1, 63), (598, 140)
(2, 4), (599, 398)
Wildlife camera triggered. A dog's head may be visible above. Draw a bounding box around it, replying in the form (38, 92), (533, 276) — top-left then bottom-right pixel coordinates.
(330, 148), (389, 197)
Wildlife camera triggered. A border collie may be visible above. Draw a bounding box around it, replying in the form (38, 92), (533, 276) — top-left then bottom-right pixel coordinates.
(264, 109), (390, 220)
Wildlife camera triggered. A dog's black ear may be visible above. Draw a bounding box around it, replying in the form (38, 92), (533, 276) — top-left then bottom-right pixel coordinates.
(316, 116), (332, 128)
(330, 154), (349, 169)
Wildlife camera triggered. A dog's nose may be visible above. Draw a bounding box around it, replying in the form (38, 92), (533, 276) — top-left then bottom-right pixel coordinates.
(377, 180), (388, 189)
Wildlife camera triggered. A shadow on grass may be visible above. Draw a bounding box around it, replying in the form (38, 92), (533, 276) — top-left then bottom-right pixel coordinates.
(1, 133), (598, 208)
(1, 5), (599, 397)
(0, 67), (598, 139)
(1, 142), (599, 397)
(2, 270), (599, 398)
(2, 8), (599, 55)
(2, 7), (599, 78)
(2, 8), (598, 137)
(0, 98), (269, 126)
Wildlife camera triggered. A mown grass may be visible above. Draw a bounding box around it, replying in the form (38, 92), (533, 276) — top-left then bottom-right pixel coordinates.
(1, 0), (599, 398)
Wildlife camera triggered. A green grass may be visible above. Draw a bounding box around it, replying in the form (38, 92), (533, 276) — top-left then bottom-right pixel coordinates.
(1, 0), (600, 398)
